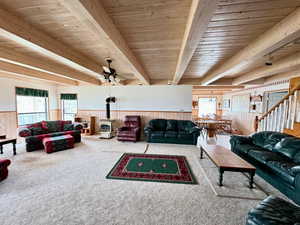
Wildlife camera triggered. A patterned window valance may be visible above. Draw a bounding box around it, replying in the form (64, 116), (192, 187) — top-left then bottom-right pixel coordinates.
(16, 87), (48, 97)
(61, 93), (77, 100)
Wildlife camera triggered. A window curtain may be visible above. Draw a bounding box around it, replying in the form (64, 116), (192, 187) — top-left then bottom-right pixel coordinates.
(61, 93), (77, 100)
(16, 87), (48, 97)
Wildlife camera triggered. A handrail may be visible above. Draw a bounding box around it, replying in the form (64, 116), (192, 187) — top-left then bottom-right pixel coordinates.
(258, 83), (300, 122)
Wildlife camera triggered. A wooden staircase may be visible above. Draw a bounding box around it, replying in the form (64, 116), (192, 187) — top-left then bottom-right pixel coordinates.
(255, 77), (300, 136)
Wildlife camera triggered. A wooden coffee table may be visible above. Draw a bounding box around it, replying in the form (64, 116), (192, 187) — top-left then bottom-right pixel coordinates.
(200, 143), (256, 188)
(0, 138), (17, 155)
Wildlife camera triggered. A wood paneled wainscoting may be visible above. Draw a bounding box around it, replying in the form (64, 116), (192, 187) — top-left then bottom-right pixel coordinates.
(76, 110), (192, 134)
(0, 111), (17, 138)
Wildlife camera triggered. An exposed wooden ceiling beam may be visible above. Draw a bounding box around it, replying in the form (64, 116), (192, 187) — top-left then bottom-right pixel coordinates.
(0, 61), (78, 86)
(0, 47), (100, 85)
(172, 0), (217, 84)
(233, 52), (300, 85)
(201, 8), (300, 85)
(0, 6), (101, 78)
(264, 69), (300, 84)
(60, 0), (150, 85)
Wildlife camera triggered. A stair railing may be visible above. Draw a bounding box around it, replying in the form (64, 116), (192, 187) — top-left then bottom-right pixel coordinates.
(255, 83), (300, 132)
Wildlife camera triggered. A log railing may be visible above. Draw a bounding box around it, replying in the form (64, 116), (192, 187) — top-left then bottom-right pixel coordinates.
(255, 83), (300, 132)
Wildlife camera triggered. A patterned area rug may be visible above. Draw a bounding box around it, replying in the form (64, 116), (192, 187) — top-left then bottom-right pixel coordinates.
(106, 153), (197, 184)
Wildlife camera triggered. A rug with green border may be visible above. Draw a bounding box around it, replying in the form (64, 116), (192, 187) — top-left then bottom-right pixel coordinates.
(106, 153), (197, 184)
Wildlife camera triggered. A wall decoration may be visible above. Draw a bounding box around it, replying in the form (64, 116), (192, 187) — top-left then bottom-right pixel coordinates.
(222, 99), (230, 109)
(250, 94), (263, 113)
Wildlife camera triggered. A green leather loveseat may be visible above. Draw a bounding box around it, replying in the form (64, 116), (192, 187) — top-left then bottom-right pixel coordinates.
(144, 119), (200, 145)
(230, 131), (300, 204)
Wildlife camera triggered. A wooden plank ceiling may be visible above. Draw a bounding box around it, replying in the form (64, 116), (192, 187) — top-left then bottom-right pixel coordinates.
(184, 0), (300, 82)
(0, 0), (299, 86)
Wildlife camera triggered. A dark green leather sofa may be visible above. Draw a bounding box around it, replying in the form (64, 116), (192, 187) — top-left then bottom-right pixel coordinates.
(144, 119), (200, 145)
(230, 131), (300, 204)
(246, 196), (300, 225)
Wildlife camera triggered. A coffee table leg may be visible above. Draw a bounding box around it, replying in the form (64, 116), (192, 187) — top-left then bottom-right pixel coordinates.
(219, 168), (224, 186)
(0, 145), (2, 154)
(200, 147), (204, 159)
(13, 142), (16, 155)
(249, 171), (255, 189)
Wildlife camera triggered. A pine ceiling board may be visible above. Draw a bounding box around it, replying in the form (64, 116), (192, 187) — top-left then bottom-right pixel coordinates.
(206, 22), (279, 32)
(0, 0), (136, 79)
(216, 0), (300, 13)
(182, 0), (300, 80)
(101, 0), (192, 80)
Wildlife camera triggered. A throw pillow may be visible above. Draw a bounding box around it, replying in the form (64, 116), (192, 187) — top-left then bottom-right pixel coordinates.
(273, 137), (300, 163)
(63, 124), (74, 131)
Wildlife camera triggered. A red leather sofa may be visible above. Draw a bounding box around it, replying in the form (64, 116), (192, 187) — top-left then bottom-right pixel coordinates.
(117, 116), (141, 142)
(0, 159), (11, 181)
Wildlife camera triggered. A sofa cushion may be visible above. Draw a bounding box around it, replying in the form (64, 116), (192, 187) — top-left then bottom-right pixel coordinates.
(178, 131), (193, 140)
(41, 121), (61, 133)
(177, 120), (194, 132)
(273, 137), (300, 163)
(166, 120), (177, 131)
(31, 127), (46, 136)
(149, 119), (166, 131)
(266, 160), (297, 185)
(150, 131), (165, 139)
(248, 150), (287, 164)
(164, 131), (177, 138)
(251, 131), (291, 151)
(63, 124), (74, 131)
(235, 144), (266, 155)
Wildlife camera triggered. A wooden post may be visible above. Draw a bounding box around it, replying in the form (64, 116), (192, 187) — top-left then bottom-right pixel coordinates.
(254, 116), (259, 132)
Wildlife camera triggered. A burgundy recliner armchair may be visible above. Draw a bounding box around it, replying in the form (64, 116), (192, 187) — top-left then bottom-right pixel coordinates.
(117, 116), (141, 142)
(0, 159), (11, 182)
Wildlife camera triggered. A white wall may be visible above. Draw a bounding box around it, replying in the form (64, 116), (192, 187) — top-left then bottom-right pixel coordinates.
(0, 77), (58, 111)
(57, 85), (192, 112)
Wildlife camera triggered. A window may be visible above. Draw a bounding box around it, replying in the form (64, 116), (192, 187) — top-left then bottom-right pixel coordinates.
(61, 94), (77, 122)
(16, 87), (48, 126)
(263, 91), (288, 112)
(198, 97), (216, 117)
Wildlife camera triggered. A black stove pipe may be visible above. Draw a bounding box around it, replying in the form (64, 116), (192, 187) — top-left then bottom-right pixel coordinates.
(105, 97), (116, 119)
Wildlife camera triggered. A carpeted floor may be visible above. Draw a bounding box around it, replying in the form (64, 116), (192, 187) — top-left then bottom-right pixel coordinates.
(0, 136), (281, 225)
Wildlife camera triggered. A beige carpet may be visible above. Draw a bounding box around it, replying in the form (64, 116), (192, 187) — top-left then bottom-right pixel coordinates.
(0, 136), (283, 225)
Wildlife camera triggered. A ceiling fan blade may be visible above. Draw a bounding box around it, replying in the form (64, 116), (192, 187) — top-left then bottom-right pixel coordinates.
(102, 66), (111, 73)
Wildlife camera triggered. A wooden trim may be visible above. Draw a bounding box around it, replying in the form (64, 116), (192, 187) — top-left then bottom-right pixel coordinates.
(0, 111), (16, 113)
(78, 109), (192, 113)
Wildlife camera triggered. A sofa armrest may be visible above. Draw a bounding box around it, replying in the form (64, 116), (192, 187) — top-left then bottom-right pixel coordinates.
(292, 166), (300, 176)
(133, 127), (140, 134)
(18, 127), (32, 137)
(73, 123), (83, 130)
(144, 126), (153, 135)
(188, 126), (201, 134)
(0, 159), (11, 168)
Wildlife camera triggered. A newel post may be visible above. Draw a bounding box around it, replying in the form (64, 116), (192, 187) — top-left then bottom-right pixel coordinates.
(254, 116), (259, 132)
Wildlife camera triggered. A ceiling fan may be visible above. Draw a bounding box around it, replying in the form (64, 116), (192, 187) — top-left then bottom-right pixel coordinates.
(98, 58), (122, 85)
